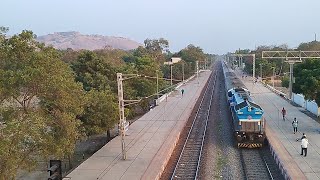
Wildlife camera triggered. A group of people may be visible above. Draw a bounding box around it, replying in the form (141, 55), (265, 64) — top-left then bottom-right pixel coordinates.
(281, 107), (309, 157)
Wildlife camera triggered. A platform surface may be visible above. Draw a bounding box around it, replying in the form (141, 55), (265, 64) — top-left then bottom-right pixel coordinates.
(65, 71), (211, 180)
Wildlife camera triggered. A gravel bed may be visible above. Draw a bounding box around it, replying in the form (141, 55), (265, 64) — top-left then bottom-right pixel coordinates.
(199, 63), (244, 180)
(162, 61), (284, 180)
(160, 73), (210, 180)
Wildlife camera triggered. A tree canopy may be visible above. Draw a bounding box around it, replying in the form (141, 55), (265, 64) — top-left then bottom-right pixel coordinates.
(293, 59), (320, 105)
(0, 30), (85, 179)
(0, 29), (209, 178)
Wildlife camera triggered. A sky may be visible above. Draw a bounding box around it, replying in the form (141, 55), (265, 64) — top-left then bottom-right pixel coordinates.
(1, 0), (320, 54)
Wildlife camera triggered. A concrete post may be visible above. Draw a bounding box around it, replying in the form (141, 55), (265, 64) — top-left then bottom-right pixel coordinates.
(117, 73), (126, 160)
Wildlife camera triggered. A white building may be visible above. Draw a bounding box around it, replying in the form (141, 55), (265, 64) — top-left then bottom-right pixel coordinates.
(164, 57), (182, 65)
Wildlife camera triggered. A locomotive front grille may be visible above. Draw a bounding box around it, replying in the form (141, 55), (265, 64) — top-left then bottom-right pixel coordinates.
(238, 143), (263, 148)
(240, 121), (261, 132)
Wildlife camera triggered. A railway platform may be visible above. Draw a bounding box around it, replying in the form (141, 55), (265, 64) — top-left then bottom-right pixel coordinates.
(65, 70), (211, 180)
(234, 68), (320, 180)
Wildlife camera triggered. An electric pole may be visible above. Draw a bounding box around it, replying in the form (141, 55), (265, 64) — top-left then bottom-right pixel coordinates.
(182, 62), (185, 82)
(196, 61), (199, 84)
(259, 64), (263, 79)
(170, 65), (173, 86)
(117, 73), (126, 160)
(205, 58), (207, 69)
(288, 60), (294, 99)
(253, 54), (256, 79)
(272, 67), (275, 88)
(229, 53), (256, 81)
(156, 70), (159, 99)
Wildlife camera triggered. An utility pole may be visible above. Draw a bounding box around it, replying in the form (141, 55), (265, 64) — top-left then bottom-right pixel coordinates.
(182, 62), (185, 82)
(196, 61), (199, 84)
(229, 53), (256, 81)
(170, 65), (173, 86)
(116, 73), (126, 160)
(156, 70), (159, 99)
(232, 56), (235, 69)
(205, 58), (207, 69)
(260, 64), (262, 79)
(288, 60), (294, 99)
(253, 54), (256, 79)
(272, 67), (275, 88)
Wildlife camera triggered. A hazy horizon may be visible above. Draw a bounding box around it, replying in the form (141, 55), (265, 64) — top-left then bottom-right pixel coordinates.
(2, 0), (320, 54)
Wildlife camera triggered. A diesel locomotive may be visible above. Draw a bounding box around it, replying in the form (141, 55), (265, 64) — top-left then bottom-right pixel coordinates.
(222, 60), (266, 148)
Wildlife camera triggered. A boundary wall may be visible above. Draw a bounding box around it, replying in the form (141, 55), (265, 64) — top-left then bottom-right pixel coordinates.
(264, 83), (320, 117)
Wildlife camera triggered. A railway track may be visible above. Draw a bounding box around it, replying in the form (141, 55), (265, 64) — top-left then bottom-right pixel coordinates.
(167, 60), (284, 180)
(170, 65), (217, 180)
(240, 143), (285, 180)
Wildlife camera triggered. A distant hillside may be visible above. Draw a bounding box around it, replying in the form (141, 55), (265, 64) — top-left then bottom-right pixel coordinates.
(37, 31), (142, 51)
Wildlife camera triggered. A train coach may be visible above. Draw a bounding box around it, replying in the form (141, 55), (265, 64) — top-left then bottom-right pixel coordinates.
(222, 60), (266, 148)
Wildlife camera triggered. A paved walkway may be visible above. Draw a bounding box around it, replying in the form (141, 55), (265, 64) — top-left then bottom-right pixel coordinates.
(234, 68), (320, 180)
(65, 71), (211, 180)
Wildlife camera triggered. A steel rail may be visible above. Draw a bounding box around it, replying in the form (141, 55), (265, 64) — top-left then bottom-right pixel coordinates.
(170, 64), (217, 180)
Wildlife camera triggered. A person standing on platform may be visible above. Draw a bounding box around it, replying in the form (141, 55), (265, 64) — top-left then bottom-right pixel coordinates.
(181, 89), (185, 97)
(301, 135), (309, 157)
(281, 107), (286, 121)
(292, 118), (298, 134)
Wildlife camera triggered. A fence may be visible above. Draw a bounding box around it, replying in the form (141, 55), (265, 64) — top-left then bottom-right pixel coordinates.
(263, 83), (319, 117)
(292, 93), (320, 117)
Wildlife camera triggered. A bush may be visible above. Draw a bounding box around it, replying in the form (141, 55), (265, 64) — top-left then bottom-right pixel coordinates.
(281, 77), (289, 88)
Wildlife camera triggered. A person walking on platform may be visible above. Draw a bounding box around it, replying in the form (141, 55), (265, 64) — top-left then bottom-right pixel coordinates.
(301, 135), (309, 157)
(281, 107), (286, 121)
(181, 89), (185, 97)
(292, 118), (298, 134)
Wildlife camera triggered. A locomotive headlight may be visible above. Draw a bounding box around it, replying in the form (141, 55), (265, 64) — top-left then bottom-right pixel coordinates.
(237, 135), (242, 141)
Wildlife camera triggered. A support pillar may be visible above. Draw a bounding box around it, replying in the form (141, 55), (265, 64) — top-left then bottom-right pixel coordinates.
(117, 73), (126, 160)
(288, 62), (294, 100)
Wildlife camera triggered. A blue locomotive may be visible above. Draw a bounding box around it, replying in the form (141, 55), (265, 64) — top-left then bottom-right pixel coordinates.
(222, 60), (265, 148)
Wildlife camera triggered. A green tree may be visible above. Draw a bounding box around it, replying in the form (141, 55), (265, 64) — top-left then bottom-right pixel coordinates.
(72, 51), (120, 138)
(144, 38), (169, 54)
(0, 30), (84, 179)
(72, 51), (117, 92)
(124, 56), (162, 100)
(297, 41), (320, 51)
(293, 59), (320, 105)
(281, 76), (289, 88)
(0, 27), (8, 41)
(178, 44), (206, 65)
(144, 38), (169, 63)
(60, 48), (81, 64)
(81, 89), (118, 136)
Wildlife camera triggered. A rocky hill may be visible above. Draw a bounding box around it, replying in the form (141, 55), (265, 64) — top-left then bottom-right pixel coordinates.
(37, 31), (141, 51)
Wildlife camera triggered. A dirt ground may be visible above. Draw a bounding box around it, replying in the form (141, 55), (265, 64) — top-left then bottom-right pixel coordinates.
(16, 130), (117, 180)
(16, 115), (144, 180)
